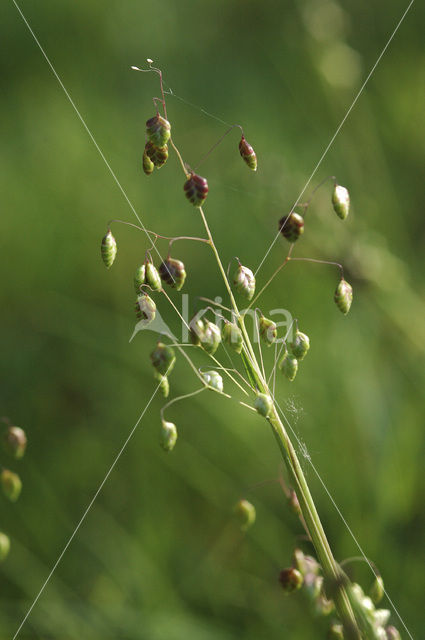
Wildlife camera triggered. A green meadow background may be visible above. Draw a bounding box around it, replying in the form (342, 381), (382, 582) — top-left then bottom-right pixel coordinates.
(1, 1), (424, 638)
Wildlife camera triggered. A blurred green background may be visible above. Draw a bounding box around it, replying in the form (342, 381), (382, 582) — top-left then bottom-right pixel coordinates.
(1, 1), (424, 638)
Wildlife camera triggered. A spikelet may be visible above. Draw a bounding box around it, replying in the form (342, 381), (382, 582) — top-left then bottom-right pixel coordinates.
(134, 264), (146, 293)
(135, 293), (156, 323)
(289, 330), (310, 360)
(234, 499), (256, 531)
(142, 148), (154, 175)
(159, 257), (186, 291)
(146, 114), (171, 147)
(150, 342), (176, 376)
(145, 262), (162, 291)
(222, 322), (243, 353)
(239, 135), (257, 171)
(279, 568), (304, 594)
(101, 230), (117, 268)
(183, 173), (209, 207)
(154, 372), (170, 398)
(145, 141), (168, 169)
(279, 352), (298, 381)
(202, 370), (224, 393)
(334, 278), (353, 315)
(0, 533), (10, 562)
(3, 426), (27, 459)
(259, 316), (277, 346)
(199, 321), (221, 355)
(1, 469), (22, 502)
(332, 184), (350, 220)
(160, 420), (177, 452)
(233, 264), (256, 300)
(254, 393), (272, 417)
(278, 212), (304, 242)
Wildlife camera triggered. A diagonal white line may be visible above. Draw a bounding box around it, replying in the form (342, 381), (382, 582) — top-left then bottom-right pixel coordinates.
(255, 0), (414, 277)
(272, 397), (414, 639)
(12, 379), (164, 640)
(11, 0), (168, 268)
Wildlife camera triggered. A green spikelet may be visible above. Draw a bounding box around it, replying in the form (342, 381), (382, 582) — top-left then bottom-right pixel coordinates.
(278, 212), (304, 242)
(160, 420), (177, 452)
(334, 278), (353, 315)
(146, 114), (171, 147)
(159, 257), (186, 291)
(369, 575), (384, 605)
(0, 533), (10, 562)
(134, 264), (146, 293)
(259, 316), (277, 346)
(239, 136), (257, 171)
(332, 184), (350, 220)
(190, 315), (205, 346)
(233, 264), (255, 300)
(289, 330), (310, 360)
(3, 426), (27, 459)
(254, 393), (272, 417)
(1, 469), (22, 502)
(145, 262), (162, 291)
(142, 148), (154, 175)
(222, 322), (243, 353)
(145, 141), (168, 168)
(234, 499), (256, 531)
(279, 352), (298, 381)
(135, 293), (156, 324)
(202, 370), (224, 393)
(199, 321), (221, 355)
(150, 342), (176, 376)
(154, 372), (170, 398)
(101, 230), (117, 268)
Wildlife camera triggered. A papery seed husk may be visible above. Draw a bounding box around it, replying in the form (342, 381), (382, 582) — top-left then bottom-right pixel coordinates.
(159, 257), (186, 291)
(190, 316), (205, 346)
(254, 393), (272, 417)
(280, 353), (298, 381)
(289, 331), (310, 360)
(202, 370), (224, 393)
(200, 321), (221, 355)
(101, 230), (117, 268)
(259, 316), (277, 346)
(135, 294), (156, 323)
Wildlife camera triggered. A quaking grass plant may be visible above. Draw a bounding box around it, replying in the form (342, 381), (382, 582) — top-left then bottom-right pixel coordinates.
(100, 61), (401, 640)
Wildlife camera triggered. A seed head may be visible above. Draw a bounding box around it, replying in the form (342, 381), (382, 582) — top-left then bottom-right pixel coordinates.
(150, 342), (176, 376)
(142, 148), (154, 175)
(279, 567), (304, 594)
(183, 173), (209, 207)
(101, 230), (117, 268)
(222, 322), (243, 353)
(3, 426), (27, 459)
(0, 532), (10, 562)
(334, 278), (353, 315)
(259, 316), (277, 346)
(1, 469), (22, 502)
(234, 499), (256, 531)
(146, 114), (171, 147)
(254, 393), (272, 417)
(145, 141), (169, 168)
(332, 184), (350, 220)
(278, 212), (304, 242)
(159, 257), (187, 291)
(233, 264), (256, 300)
(289, 330), (310, 360)
(135, 293), (156, 323)
(199, 320), (221, 355)
(279, 352), (298, 381)
(160, 419), (177, 452)
(239, 135), (257, 171)
(134, 263), (146, 293)
(202, 370), (224, 393)
(145, 261), (162, 291)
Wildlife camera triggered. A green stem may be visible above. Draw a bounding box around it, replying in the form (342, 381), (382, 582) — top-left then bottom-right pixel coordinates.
(198, 206), (362, 640)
